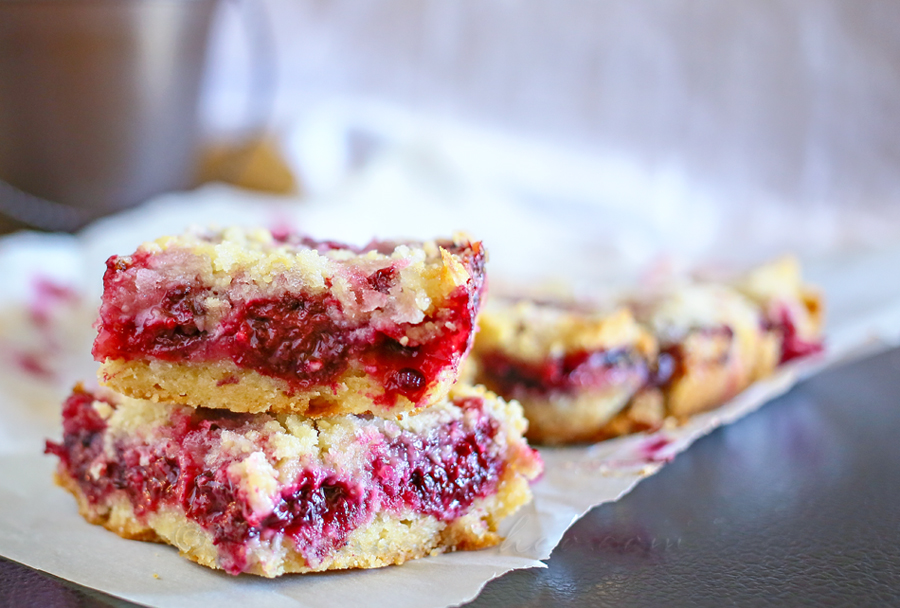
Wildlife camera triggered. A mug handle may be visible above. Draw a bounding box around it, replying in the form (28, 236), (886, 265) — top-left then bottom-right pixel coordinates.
(209, 0), (279, 181)
(0, 180), (88, 232)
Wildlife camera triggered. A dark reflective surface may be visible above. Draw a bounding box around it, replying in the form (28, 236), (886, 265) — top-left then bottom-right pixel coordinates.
(469, 347), (900, 607)
(4, 348), (900, 607)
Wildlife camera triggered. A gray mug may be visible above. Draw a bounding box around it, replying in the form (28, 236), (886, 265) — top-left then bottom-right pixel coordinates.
(0, 0), (219, 232)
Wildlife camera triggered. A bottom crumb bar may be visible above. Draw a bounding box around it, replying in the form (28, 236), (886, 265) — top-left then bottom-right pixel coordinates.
(45, 384), (542, 577)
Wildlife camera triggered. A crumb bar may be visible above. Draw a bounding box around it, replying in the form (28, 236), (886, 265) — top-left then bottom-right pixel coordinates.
(93, 228), (486, 417)
(45, 384), (542, 577)
(629, 282), (777, 419)
(470, 299), (659, 444)
(734, 256), (824, 364)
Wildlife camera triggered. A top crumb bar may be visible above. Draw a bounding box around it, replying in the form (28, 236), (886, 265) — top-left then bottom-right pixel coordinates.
(93, 227), (486, 417)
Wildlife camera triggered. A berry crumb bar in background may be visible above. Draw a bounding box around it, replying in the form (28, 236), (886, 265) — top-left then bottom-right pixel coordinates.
(630, 282), (776, 419)
(635, 256), (824, 419)
(470, 299), (660, 444)
(471, 258), (824, 444)
(45, 384), (542, 577)
(733, 256), (824, 364)
(93, 228), (486, 417)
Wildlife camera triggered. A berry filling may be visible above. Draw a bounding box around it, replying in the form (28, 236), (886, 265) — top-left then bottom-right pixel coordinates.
(372, 396), (501, 519)
(46, 389), (506, 575)
(654, 325), (735, 389)
(478, 348), (648, 397)
(92, 241), (485, 407)
(766, 306), (824, 364)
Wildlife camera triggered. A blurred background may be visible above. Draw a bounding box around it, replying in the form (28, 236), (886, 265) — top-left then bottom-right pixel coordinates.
(3, 0), (900, 287)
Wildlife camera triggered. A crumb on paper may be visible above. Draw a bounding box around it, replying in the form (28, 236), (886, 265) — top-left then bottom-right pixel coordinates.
(13, 350), (55, 379)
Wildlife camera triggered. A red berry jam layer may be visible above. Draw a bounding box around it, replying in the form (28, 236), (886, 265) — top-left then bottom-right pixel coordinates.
(655, 325), (735, 387)
(92, 229), (485, 412)
(46, 385), (540, 576)
(766, 306), (824, 364)
(477, 348), (649, 398)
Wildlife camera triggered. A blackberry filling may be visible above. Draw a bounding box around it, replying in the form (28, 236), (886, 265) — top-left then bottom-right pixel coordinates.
(767, 307), (824, 364)
(478, 347), (648, 397)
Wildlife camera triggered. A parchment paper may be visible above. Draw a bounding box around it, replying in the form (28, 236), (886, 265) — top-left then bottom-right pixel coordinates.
(1, 185), (899, 608)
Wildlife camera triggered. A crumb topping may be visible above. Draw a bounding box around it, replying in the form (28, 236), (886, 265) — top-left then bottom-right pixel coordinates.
(476, 299), (656, 363)
(632, 283), (761, 348)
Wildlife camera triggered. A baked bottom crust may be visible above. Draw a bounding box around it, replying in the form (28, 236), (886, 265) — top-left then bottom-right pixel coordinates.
(99, 358), (454, 418)
(590, 388), (666, 440)
(666, 359), (743, 418)
(46, 384), (542, 577)
(514, 383), (644, 445)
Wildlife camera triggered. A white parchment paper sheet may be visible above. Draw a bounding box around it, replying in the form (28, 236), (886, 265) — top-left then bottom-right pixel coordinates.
(1, 188), (899, 608)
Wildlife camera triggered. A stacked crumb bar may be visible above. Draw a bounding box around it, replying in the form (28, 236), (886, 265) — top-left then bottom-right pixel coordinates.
(46, 228), (542, 577)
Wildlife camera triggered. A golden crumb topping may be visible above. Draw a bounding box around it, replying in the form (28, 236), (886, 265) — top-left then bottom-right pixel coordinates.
(475, 299), (656, 362)
(127, 227), (481, 328)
